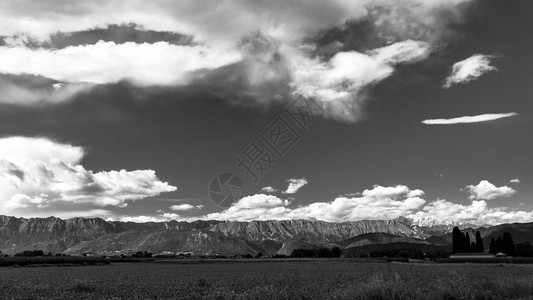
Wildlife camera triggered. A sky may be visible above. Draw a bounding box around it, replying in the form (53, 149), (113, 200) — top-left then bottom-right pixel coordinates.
(0, 0), (532, 226)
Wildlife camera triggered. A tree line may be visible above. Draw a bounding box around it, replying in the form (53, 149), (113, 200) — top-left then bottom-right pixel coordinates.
(487, 232), (533, 257)
(452, 227), (484, 253)
(453, 226), (533, 257)
(290, 247), (341, 258)
(368, 248), (450, 259)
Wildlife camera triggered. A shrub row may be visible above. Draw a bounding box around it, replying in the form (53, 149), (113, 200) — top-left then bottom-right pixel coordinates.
(0, 256), (110, 267)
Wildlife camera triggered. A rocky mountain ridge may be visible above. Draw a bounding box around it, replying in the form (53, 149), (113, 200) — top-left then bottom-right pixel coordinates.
(0, 215), (523, 256)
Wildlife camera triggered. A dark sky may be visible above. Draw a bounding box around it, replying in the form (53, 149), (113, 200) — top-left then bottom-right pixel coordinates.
(0, 0), (531, 225)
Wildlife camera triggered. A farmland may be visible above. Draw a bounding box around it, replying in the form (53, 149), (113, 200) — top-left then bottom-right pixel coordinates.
(1, 260), (533, 299)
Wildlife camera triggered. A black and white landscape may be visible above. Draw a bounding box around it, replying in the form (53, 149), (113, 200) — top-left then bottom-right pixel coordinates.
(1, 0), (533, 299)
(1, 215), (533, 257)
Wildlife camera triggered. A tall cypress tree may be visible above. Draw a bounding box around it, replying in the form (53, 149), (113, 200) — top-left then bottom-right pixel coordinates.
(475, 231), (484, 253)
(452, 227), (461, 253)
(464, 232), (471, 252)
(502, 232), (516, 256)
(489, 237), (496, 254)
(496, 236), (504, 253)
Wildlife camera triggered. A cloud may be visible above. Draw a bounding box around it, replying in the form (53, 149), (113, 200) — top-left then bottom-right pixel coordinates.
(510, 179), (520, 184)
(0, 136), (177, 215)
(0, 0), (471, 45)
(206, 194), (292, 221)
(0, 41), (241, 86)
(0, 136), (84, 164)
(0, 74), (93, 106)
(169, 204), (203, 211)
(0, 0), (473, 121)
(205, 183), (533, 226)
(422, 113), (518, 125)
(409, 199), (533, 226)
(287, 39), (431, 122)
(109, 213), (181, 223)
(207, 185), (426, 222)
(261, 186), (278, 193)
(465, 180), (516, 200)
(282, 178), (308, 194)
(37, 209), (113, 220)
(443, 54), (498, 88)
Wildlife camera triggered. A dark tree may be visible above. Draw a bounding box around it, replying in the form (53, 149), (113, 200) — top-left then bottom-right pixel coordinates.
(489, 232), (516, 255)
(317, 248), (330, 257)
(452, 228), (485, 253)
(132, 251), (152, 258)
(14, 250), (45, 257)
(452, 226), (462, 253)
(470, 242), (476, 252)
(475, 231), (484, 253)
(515, 242), (533, 257)
(496, 236), (504, 253)
(489, 237), (496, 254)
(331, 247), (341, 258)
(502, 232), (516, 256)
(464, 232), (477, 252)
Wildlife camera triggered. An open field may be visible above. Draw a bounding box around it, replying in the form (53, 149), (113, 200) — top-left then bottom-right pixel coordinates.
(1, 260), (533, 299)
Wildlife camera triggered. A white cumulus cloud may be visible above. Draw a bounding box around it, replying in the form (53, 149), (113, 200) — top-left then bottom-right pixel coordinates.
(204, 183), (533, 226)
(0, 136), (177, 216)
(207, 185), (426, 222)
(443, 54), (498, 88)
(409, 199), (533, 226)
(206, 194), (292, 221)
(465, 180), (516, 200)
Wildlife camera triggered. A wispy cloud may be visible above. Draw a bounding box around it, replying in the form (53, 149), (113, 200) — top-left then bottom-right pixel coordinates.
(422, 113), (518, 125)
(443, 54), (498, 88)
(510, 179), (521, 184)
(283, 178), (308, 194)
(261, 186), (278, 193)
(169, 204), (203, 211)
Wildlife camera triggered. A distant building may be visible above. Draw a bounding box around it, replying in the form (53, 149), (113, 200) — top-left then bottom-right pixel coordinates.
(495, 252), (507, 258)
(449, 253), (496, 259)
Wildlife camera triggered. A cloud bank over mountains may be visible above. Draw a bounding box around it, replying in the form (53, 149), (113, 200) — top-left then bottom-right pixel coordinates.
(205, 182), (531, 226)
(0, 136), (527, 226)
(0, 137), (176, 218)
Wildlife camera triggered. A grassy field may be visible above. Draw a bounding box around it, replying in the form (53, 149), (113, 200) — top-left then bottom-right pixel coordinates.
(1, 260), (533, 299)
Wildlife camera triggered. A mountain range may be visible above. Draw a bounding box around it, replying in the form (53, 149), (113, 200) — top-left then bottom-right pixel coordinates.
(1, 215), (532, 256)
